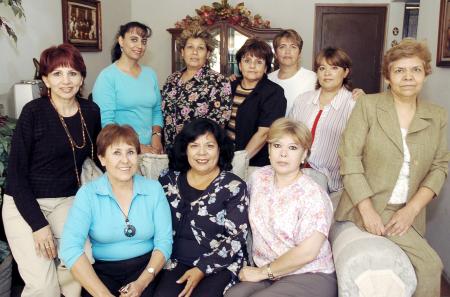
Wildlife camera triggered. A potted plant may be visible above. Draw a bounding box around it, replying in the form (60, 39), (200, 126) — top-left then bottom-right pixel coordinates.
(0, 115), (16, 297)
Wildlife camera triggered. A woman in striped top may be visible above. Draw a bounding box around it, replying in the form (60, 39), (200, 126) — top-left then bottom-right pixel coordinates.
(227, 38), (286, 168)
(289, 47), (362, 194)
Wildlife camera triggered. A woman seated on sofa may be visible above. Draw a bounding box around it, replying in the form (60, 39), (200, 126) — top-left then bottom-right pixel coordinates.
(154, 118), (249, 297)
(60, 124), (173, 297)
(335, 38), (448, 297)
(226, 118), (336, 297)
(289, 47), (361, 194)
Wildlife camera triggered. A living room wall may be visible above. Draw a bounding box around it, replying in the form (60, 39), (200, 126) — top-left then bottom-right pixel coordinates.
(0, 0), (131, 116)
(417, 0), (450, 280)
(132, 0), (405, 88)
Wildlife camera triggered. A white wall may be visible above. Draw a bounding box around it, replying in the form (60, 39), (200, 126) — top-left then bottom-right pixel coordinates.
(0, 0), (131, 116)
(132, 0), (405, 87)
(417, 0), (450, 278)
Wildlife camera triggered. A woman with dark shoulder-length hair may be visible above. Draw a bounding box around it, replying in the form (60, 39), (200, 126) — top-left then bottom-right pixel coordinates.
(161, 25), (232, 151)
(154, 118), (249, 297)
(336, 38), (449, 297)
(227, 38), (286, 169)
(2, 43), (101, 297)
(93, 21), (163, 154)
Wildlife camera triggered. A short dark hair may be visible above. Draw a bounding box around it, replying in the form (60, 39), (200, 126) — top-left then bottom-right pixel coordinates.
(235, 38), (273, 75)
(97, 124), (141, 157)
(314, 47), (353, 91)
(39, 43), (86, 97)
(111, 21), (152, 62)
(168, 118), (234, 173)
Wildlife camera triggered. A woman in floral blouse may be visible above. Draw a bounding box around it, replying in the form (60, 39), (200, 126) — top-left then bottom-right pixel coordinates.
(161, 25), (232, 151)
(154, 118), (249, 297)
(226, 118), (337, 297)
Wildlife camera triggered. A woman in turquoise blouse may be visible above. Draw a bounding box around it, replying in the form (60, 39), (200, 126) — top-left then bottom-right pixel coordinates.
(60, 124), (172, 297)
(93, 21), (163, 154)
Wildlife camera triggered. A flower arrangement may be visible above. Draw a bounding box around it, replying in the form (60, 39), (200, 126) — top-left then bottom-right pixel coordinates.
(0, 116), (16, 198)
(175, 0), (270, 29)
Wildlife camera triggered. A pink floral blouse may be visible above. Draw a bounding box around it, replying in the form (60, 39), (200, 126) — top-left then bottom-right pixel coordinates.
(248, 166), (335, 275)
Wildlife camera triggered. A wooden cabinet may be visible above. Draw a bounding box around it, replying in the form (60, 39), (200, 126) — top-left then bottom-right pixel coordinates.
(168, 21), (283, 76)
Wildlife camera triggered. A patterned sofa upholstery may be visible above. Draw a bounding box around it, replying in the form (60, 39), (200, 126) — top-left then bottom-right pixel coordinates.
(82, 153), (418, 297)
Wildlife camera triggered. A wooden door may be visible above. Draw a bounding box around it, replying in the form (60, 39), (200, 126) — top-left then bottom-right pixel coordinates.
(314, 6), (387, 93)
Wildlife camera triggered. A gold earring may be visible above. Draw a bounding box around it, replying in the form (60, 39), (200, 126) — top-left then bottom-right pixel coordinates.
(47, 88), (51, 99)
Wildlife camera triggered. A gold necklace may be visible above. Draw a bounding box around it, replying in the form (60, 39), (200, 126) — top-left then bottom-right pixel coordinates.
(49, 97), (94, 187)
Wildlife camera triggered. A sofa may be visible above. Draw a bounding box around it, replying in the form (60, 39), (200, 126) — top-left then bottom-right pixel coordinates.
(81, 152), (417, 297)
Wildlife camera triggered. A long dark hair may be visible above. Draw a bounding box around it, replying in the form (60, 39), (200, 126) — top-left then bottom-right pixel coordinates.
(111, 21), (152, 63)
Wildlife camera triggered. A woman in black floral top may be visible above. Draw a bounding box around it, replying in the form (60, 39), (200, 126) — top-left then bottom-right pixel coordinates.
(161, 25), (232, 151)
(154, 118), (249, 297)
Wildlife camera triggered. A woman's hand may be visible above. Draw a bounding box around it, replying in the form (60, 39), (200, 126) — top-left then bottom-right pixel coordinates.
(238, 266), (266, 282)
(176, 267), (205, 297)
(357, 199), (385, 236)
(32, 225), (57, 259)
(385, 205), (418, 237)
(352, 88), (365, 100)
(118, 280), (146, 297)
(228, 73), (238, 82)
(140, 144), (162, 154)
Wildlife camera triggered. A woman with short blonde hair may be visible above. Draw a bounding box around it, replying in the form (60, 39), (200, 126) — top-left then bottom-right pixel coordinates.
(226, 118), (336, 297)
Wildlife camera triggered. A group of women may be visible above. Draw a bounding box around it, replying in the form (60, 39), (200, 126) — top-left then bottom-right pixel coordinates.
(1, 19), (447, 297)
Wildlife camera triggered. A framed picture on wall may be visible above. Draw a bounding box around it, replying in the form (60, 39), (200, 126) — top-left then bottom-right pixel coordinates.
(437, 0), (450, 66)
(62, 0), (102, 52)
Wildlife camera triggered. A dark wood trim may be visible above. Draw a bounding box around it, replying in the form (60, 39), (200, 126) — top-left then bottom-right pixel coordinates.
(437, 0), (450, 67)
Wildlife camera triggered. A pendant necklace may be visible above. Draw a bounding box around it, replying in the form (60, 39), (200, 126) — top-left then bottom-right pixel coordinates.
(49, 97), (94, 187)
(117, 206), (136, 237)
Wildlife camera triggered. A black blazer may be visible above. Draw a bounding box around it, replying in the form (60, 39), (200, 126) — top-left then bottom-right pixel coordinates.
(231, 75), (286, 166)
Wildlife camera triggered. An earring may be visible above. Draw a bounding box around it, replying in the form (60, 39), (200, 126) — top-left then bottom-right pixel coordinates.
(120, 47), (123, 52)
(47, 88), (51, 99)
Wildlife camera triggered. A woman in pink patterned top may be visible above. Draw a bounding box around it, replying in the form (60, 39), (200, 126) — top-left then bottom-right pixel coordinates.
(226, 118), (336, 297)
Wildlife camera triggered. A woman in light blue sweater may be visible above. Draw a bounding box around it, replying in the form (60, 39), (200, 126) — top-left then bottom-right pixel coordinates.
(93, 21), (163, 154)
(60, 125), (172, 297)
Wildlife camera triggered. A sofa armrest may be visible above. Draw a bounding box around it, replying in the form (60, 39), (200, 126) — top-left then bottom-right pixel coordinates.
(330, 221), (417, 297)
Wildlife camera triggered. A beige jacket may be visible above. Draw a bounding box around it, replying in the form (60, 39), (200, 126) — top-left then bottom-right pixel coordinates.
(335, 91), (450, 236)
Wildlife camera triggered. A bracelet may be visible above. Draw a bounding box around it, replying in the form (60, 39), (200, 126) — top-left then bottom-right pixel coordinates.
(152, 131), (162, 137)
(266, 263), (275, 280)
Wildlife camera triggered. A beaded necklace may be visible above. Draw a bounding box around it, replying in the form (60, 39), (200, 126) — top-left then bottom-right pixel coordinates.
(49, 97), (94, 187)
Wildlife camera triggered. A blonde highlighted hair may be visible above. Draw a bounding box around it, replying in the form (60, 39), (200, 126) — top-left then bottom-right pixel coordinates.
(268, 118), (312, 155)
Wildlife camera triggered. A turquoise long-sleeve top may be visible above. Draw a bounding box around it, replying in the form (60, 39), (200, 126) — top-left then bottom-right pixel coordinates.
(60, 173), (172, 269)
(93, 63), (163, 145)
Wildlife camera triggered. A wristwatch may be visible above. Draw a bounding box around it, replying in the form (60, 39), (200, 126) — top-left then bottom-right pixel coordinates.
(146, 266), (155, 277)
(152, 132), (162, 137)
(266, 263), (275, 280)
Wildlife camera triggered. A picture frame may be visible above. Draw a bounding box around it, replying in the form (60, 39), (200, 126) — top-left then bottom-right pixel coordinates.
(437, 0), (450, 66)
(62, 0), (102, 52)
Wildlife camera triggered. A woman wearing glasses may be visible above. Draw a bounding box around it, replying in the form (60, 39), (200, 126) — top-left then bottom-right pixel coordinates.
(226, 38), (286, 168)
(60, 124), (173, 297)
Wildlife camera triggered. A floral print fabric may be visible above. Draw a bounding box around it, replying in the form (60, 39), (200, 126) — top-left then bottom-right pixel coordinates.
(248, 166), (335, 275)
(161, 66), (232, 149)
(158, 169), (249, 291)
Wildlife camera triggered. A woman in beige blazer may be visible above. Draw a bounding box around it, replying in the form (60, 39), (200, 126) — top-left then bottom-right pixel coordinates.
(335, 38), (449, 297)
